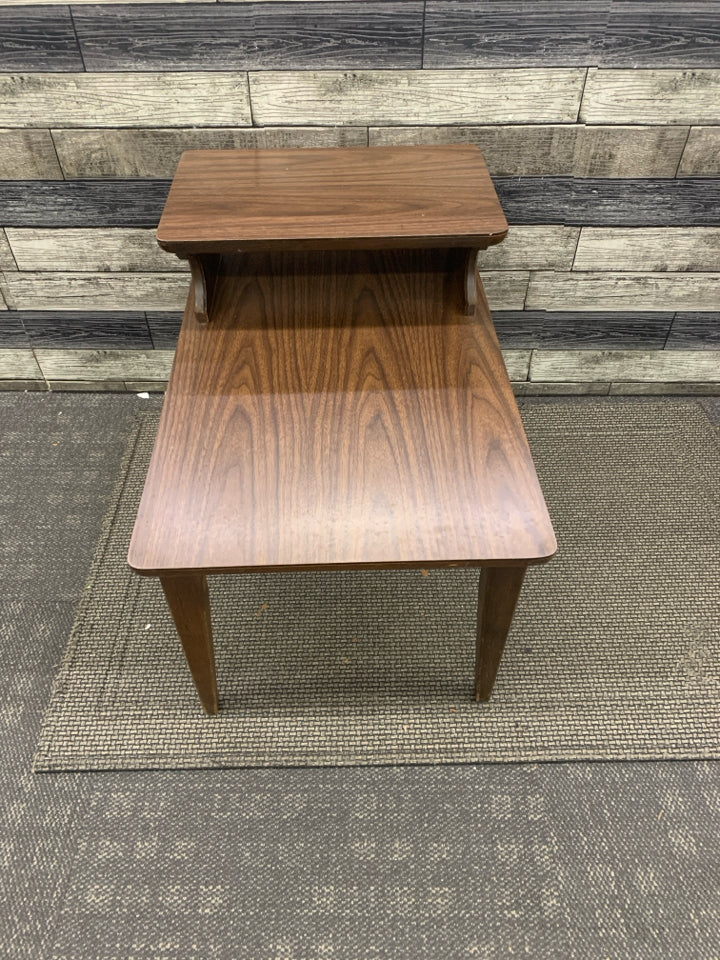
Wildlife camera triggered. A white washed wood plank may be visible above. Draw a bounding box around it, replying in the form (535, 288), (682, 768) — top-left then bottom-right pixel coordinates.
(36, 349), (175, 382)
(5, 229), (184, 273)
(574, 228), (720, 272)
(527, 272), (720, 312)
(678, 127), (720, 176)
(580, 69), (720, 124)
(501, 350), (531, 381)
(479, 226), (578, 270)
(52, 126), (368, 178)
(0, 231), (17, 272)
(0, 129), (62, 179)
(0, 349), (43, 380)
(2, 274), (188, 311)
(478, 272), (529, 311)
(530, 350), (720, 383)
(609, 382), (720, 395)
(250, 69), (586, 125)
(0, 74), (250, 128)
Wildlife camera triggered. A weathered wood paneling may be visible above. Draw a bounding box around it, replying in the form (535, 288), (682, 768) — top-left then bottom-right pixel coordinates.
(0, 130), (63, 180)
(146, 311), (183, 348)
(0, 74), (251, 127)
(477, 226), (578, 270)
(20, 311), (152, 349)
(6, 229), (184, 273)
(500, 350), (531, 381)
(424, 1), (609, 67)
(666, 313), (720, 350)
(53, 126), (368, 179)
(608, 381), (720, 395)
(369, 124), (688, 177)
(573, 228), (720, 272)
(0, 315), (29, 348)
(513, 381), (611, 396)
(0, 231), (16, 272)
(527, 272), (720, 312)
(530, 349), (720, 382)
(0, 9), (83, 71)
(73, 3), (423, 70)
(602, 2), (720, 67)
(580, 69), (720, 124)
(493, 311), (672, 349)
(249, 69), (586, 124)
(478, 272), (529, 311)
(1, 274), (187, 311)
(0, 181), (170, 228)
(0, 349), (43, 380)
(35, 348), (175, 381)
(678, 127), (720, 176)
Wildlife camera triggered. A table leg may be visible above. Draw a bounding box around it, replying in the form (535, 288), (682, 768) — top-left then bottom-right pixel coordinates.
(160, 573), (219, 715)
(475, 565), (527, 702)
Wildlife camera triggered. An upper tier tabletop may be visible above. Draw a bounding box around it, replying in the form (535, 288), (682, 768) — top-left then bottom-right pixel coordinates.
(157, 145), (508, 254)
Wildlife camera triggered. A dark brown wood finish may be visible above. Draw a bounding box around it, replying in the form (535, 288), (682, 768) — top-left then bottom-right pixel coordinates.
(160, 574), (218, 715)
(475, 565), (527, 701)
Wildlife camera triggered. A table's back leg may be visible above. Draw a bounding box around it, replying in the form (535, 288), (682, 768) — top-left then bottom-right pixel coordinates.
(160, 574), (219, 714)
(475, 566), (527, 702)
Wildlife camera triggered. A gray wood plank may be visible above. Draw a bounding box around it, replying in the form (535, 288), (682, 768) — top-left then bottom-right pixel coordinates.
(20, 311), (152, 349)
(370, 124), (687, 177)
(146, 311), (182, 348)
(35, 348), (175, 381)
(530, 349), (720, 382)
(424, 1), (609, 67)
(500, 350), (531, 381)
(0, 9), (83, 71)
(678, 127), (720, 176)
(527, 273), (720, 312)
(0, 130), (63, 180)
(666, 313), (720, 350)
(0, 379), (48, 392)
(0, 315), (30, 348)
(580, 68), (720, 123)
(0, 230), (16, 272)
(0, 73), (251, 127)
(0, 349), (43, 380)
(602, 2), (720, 67)
(249, 69), (586, 124)
(574, 228), (720, 272)
(513, 381), (611, 396)
(493, 311), (672, 349)
(478, 226), (579, 271)
(74, 3), (423, 70)
(608, 381), (720, 395)
(2, 274), (187, 311)
(6, 229), (184, 273)
(478, 272), (529, 311)
(0, 181), (170, 228)
(52, 126), (368, 178)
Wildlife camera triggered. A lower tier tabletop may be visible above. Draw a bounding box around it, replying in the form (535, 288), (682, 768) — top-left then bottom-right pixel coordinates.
(128, 249), (556, 575)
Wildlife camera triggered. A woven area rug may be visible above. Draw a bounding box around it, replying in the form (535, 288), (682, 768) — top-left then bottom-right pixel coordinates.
(35, 401), (719, 771)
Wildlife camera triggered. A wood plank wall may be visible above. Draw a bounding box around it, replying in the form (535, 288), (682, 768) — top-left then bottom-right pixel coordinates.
(0, 0), (718, 393)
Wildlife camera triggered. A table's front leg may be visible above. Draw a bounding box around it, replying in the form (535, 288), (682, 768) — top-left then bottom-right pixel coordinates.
(475, 566), (527, 701)
(160, 573), (219, 714)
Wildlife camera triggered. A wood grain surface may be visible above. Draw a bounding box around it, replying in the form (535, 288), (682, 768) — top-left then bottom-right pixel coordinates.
(156, 147), (508, 253)
(580, 69), (720, 123)
(601, 1), (720, 67)
(0, 349), (43, 380)
(128, 249), (556, 574)
(0, 9), (83, 71)
(20, 311), (152, 350)
(530, 349), (720, 383)
(678, 127), (720, 176)
(0, 231), (16, 272)
(493, 311), (673, 350)
(526, 272), (720, 312)
(0, 74), (250, 128)
(477, 226), (578, 271)
(249, 69), (586, 125)
(0, 316), (28, 348)
(666, 313), (720, 350)
(0, 181), (170, 228)
(573, 228), (720, 272)
(0, 130), (63, 180)
(35, 348), (174, 381)
(6, 228), (185, 273)
(73, 2), (423, 71)
(1, 274), (186, 311)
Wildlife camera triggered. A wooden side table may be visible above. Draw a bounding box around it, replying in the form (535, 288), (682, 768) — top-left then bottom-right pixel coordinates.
(128, 146), (557, 714)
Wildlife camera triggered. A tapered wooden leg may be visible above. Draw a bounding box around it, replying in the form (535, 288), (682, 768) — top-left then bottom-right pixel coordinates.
(160, 573), (218, 715)
(475, 566), (527, 702)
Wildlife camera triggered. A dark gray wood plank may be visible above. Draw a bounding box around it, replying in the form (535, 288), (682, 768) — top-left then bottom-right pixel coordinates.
(602, 1), (720, 67)
(19, 311), (152, 349)
(73, 2), (423, 71)
(0, 8), (83, 71)
(0, 314), (30, 348)
(493, 311), (673, 349)
(0, 181), (170, 228)
(146, 311), (182, 349)
(424, 1), (609, 67)
(666, 313), (720, 350)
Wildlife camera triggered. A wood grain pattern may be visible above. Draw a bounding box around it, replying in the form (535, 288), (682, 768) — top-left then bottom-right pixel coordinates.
(678, 127), (720, 176)
(573, 228), (720, 272)
(73, 3), (423, 71)
(526, 272), (720, 312)
(6, 229), (185, 273)
(35, 348), (174, 381)
(0, 74), (251, 128)
(370, 124), (688, 177)
(478, 273), (529, 312)
(602, 2), (720, 67)
(0, 349), (43, 380)
(477, 226), (578, 270)
(52, 127), (368, 179)
(0, 316), (29, 348)
(146, 311), (183, 348)
(20, 311), (152, 349)
(249, 69), (586, 125)
(0, 181), (170, 228)
(0, 231), (16, 272)
(128, 249), (556, 574)
(666, 313), (720, 350)
(608, 381), (720, 396)
(530, 349), (720, 383)
(160, 574), (218, 715)
(0, 130), (63, 180)
(512, 381), (611, 396)
(475, 565), (527, 701)
(493, 311), (673, 349)
(580, 68), (720, 123)
(2, 274), (187, 311)
(0, 9), (83, 71)
(425, 0), (608, 67)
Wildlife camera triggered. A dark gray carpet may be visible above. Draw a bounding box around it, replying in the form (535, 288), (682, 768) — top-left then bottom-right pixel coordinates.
(2, 394), (720, 959)
(36, 401), (720, 770)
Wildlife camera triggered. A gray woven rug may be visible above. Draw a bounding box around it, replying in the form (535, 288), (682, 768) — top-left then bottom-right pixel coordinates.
(35, 401), (720, 771)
